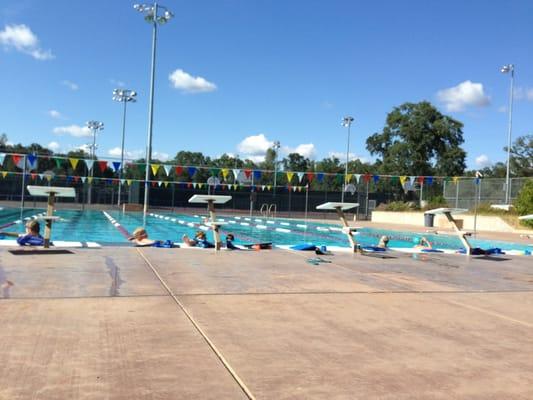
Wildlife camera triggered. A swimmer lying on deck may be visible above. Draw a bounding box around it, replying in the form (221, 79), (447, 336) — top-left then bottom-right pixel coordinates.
(182, 231), (215, 248)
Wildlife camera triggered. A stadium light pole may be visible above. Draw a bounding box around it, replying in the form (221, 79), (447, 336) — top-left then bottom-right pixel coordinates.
(134, 2), (173, 225)
(113, 89), (137, 207)
(272, 140), (281, 196)
(500, 64), (514, 205)
(341, 116), (354, 203)
(86, 120), (104, 205)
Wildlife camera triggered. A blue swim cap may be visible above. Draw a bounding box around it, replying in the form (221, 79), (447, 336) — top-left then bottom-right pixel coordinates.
(412, 237), (421, 245)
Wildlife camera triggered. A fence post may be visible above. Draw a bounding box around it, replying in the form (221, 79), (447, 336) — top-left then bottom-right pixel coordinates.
(304, 184), (309, 221)
(455, 179), (460, 209)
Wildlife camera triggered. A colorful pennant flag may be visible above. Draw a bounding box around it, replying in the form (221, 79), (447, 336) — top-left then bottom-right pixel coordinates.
(345, 173), (352, 183)
(373, 175), (380, 183)
(85, 159), (94, 171)
(253, 170), (262, 180)
(297, 172), (305, 183)
(0, 153), (5, 166)
(354, 174), (361, 184)
(98, 161), (108, 172)
(232, 169), (240, 180)
(151, 164), (160, 176)
(175, 166), (183, 175)
(222, 168), (230, 180)
(69, 158), (79, 170)
(286, 172), (294, 182)
(316, 173), (324, 182)
(112, 162), (121, 173)
(27, 154), (38, 170)
(306, 172), (314, 182)
(163, 165), (172, 176)
(244, 169), (252, 179)
(188, 166), (197, 177)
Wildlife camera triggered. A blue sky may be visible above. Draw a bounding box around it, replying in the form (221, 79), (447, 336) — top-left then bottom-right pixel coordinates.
(0, 0), (531, 170)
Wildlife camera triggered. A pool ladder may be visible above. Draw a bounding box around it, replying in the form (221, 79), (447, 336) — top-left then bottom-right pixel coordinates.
(260, 203), (277, 218)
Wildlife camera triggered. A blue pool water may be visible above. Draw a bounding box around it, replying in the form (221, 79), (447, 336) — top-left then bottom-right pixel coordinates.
(0, 208), (531, 254)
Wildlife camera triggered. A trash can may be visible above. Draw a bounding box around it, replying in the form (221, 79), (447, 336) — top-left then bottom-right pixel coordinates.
(424, 213), (434, 227)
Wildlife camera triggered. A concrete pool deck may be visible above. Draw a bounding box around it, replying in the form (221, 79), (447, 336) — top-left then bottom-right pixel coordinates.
(0, 247), (532, 399)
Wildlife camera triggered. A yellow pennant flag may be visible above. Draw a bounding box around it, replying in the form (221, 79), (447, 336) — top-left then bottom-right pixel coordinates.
(286, 172), (294, 182)
(345, 173), (352, 183)
(151, 164), (160, 176)
(198, 183), (204, 189)
(127, 179), (132, 186)
(266, 185), (271, 191)
(452, 176), (459, 184)
(399, 176), (407, 185)
(298, 186), (302, 192)
(45, 174), (52, 182)
(164, 181), (169, 188)
(69, 158), (79, 170)
(1, 171), (7, 178)
(88, 177), (93, 184)
(221, 168), (229, 180)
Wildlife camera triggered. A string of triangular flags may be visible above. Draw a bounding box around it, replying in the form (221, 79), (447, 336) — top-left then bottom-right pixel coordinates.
(0, 151), (485, 184)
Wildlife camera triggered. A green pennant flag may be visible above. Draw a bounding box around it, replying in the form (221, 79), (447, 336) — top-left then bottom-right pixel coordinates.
(390, 176), (399, 184)
(54, 158), (63, 168)
(209, 168), (220, 176)
(137, 164), (146, 174)
(336, 174), (343, 184)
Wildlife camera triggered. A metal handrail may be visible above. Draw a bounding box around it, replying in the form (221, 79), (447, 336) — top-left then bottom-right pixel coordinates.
(268, 203), (277, 218)
(260, 203), (268, 217)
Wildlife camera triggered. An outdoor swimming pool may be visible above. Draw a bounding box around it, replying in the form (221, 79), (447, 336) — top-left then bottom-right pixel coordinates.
(0, 207), (531, 254)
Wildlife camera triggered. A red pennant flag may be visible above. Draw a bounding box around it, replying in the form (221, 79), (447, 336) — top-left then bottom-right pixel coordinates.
(151, 181), (157, 187)
(11, 155), (22, 167)
(73, 176), (80, 183)
(306, 172), (314, 182)
(417, 176), (425, 184)
(31, 173), (37, 180)
(175, 166), (183, 175)
(187, 182), (192, 188)
(98, 161), (108, 172)
(244, 169), (252, 179)
(363, 173), (372, 183)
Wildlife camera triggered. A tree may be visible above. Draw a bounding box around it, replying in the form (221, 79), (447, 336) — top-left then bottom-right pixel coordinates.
(515, 180), (533, 228)
(366, 101), (466, 176)
(508, 134), (533, 177)
(282, 153), (311, 172)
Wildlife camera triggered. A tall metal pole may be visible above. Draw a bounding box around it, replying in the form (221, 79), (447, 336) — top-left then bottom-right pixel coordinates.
(118, 99), (128, 207)
(342, 123), (351, 203)
(504, 68), (514, 205)
(88, 128), (96, 205)
(143, 3), (158, 226)
(273, 141), (280, 197)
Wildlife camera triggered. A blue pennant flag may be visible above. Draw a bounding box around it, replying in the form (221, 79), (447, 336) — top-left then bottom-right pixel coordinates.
(316, 173), (324, 182)
(426, 176), (433, 185)
(253, 170), (262, 180)
(27, 154), (38, 170)
(187, 166), (197, 176)
(106, 178), (113, 184)
(0, 153), (5, 166)
(66, 176), (72, 183)
(373, 175), (380, 183)
(112, 162), (121, 172)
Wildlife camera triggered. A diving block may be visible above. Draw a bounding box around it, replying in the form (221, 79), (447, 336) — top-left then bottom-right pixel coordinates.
(27, 186), (75, 248)
(189, 195), (232, 250)
(317, 202), (359, 251)
(425, 207), (472, 255)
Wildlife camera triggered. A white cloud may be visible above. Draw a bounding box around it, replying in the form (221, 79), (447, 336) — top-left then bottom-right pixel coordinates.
(328, 151), (369, 163)
(107, 147), (169, 161)
(169, 69), (217, 93)
(436, 80), (490, 112)
(514, 87), (533, 101)
(48, 109), (64, 119)
(0, 24), (54, 60)
(61, 80), (79, 91)
(53, 124), (92, 138)
(75, 144), (92, 154)
(110, 78), (125, 87)
(475, 154), (492, 168)
(497, 105), (507, 113)
(284, 143), (317, 159)
(47, 141), (60, 152)
(237, 134), (273, 155)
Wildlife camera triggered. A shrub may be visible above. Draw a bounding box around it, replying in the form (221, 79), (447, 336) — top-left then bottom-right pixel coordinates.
(376, 201), (418, 212)
(515, 180), (533, 228)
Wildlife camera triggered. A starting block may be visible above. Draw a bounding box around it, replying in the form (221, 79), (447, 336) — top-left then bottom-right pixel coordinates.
(317, 202), (359, 251)
(189, 195), (232, 250)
